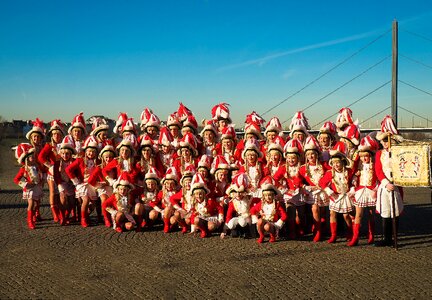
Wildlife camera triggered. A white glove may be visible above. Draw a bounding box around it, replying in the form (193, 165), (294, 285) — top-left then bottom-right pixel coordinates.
(18, 180), (27, 189)
(71, 177), (80, 186)
(106, 177), (115, 186)
(275, 219), (284, 230)
(218, 214), (224, 223)
(251, 215), (258, 224)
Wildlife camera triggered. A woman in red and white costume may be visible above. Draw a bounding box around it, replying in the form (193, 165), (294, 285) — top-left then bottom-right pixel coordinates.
(210, 155), (231, 207)
(26, 118), (46, 221)
(349, 135), (379, 246)
(135, 135), (163, 187)
(63, 112), (87, 158)
(88, 144), (116, 227)
(157, 126), (177, 173)
(150, 167), (180, 233)
(65, 136), (99, 227)
(288, 111), (310, 147)
(319, 143), (355, 243)
(190, 173), (224, 238)
(263, 137), (287, 196)
(338, 123), (361, 163)
(89, 116), (112, 150)
(261, 117), (284, 159)
(140, 167), (162, 229)
(200, 120), (219, 157)
(250, 179), (287, 243)
(14, 144), (44, 230)
(234, 111), (265, 164)
(239, 138), (265, 200)
(317, 121), (337, 163)
(299, 136), (330, 242)
(215, 125), (238, 166)
(140, 112), (161, 146)
(102, 172), (137, 233)
(53, 142), (76, 225)
(166, 113), (182, 150)
(374, 116), (404, 247)
(170, 165), (196, 233)
(211, 102), (232, 134)
(173, 132), (199, 176)
(221, 173), (256, 239)
(38, 119), (66, 223)
(274, 138), (305, 239)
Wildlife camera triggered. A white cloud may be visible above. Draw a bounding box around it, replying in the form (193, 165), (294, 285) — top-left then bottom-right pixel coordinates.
(282, 69), (296, 79)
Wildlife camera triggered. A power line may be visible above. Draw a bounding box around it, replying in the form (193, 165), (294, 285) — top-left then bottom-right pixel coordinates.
(399, 106), (430, 122)
(399, 80), (432, 97)
(311, 80), (391, 128)
(401, 29), (432, 44)
(400, 54), (432, 70)
(296, 55), (390, 117)
(260, 29), (391, 117)
(360, 106), (391, 126)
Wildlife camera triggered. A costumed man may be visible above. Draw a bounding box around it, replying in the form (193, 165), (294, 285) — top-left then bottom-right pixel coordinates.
(374, 116), (404, 247)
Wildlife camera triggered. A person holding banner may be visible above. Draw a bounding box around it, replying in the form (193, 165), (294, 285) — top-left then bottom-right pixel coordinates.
(374, 116), (404, 247)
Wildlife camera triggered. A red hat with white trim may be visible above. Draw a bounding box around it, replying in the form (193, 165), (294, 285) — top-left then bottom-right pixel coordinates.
(144, 113), (161, 130)
(190, 173), (210, 195)
(200, 119), (219, 138)
(48, 119), (65, 135)
(139, 134), (157, 153)
(145, 167), (161, 182)
(68, 112), (87, 135)
(335, 107), (354, 130)
(140, 107), (153, 129)
(158, 126), (174, 147)
(376, 115), (404, 142)
(113, 171), (134, 190)
(221, 125), (237, 141)
(358, 135), (379, 153)
(232, 172), (250, 193)
(241, 138), (263, 160)
(83, 135), (99, 151)
(283, 138), (303, 157)
(116, 134), (138, 155)
(339, 123), (361, 146)
(120, 118), (138, 136)
(15, 143), (35, 164)
(99, 144), (115, 159)
(304, 135), (321, 153)
(167, 112), (181, 128)
(329, 141), (351, 167)
(198, 154), (213, 170)
(60, 142), (76, 155)
(177, 102), (193, 122)
(113, 112), (128, 134)
(244, 122), (263, 140)
(211, 102), (231, 123)
(267, 136), (286, 155)
(264, 117), (283, 135)
(162, 167), (179, 185)
(318, 121), (337, 138)
(26, 118), (45, 140)
(178, 132), (199, 157)
(289, 111), (310, 138)
(260, 176), (281, 196)
(211, 155), (230, 175)
(180, 164), (196, 186)
(182, 114), (198, 134)
(245, 111), (265, 127)
(90, 117), (109, 137)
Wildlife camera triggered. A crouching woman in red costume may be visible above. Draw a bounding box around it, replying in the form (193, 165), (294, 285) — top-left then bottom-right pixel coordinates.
(319, 143), (355, 243)
(190, 173), (224, 238)
(250, 179), (287, 243)
(14, 143), (44, 230)
(102, 172), (137, 232)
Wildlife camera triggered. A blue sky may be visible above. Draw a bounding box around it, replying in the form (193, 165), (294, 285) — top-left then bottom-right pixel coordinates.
(1, 0), (431, 129)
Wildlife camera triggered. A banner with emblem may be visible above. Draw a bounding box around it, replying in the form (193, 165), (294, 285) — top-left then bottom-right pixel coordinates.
(391, 144), (431, 187)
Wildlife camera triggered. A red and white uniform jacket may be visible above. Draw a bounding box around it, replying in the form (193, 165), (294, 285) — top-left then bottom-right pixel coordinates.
(299, 162), (330, 188)
(158, 151), (178, 173)
(355, 162), (378, 191)
(102, 194), (133, 214)
(319, 168), (355, 198)
(102, 158), (139, 185)
(264, 163), (287, 192)
(170, 189), (195, 212)
(149, 190), (177, 210)
(239, 162), (265, 192)
(38, 142), (61, 173)
(225, 198), (254, 224)
(215, 143), (237, 165)
(65, 157), (98, 184)
(191, 198), (224, 221)
(274, 164), (304, 195)
(14, 165), (43, 190)
(173, 157), (197, 177)
(250, 200), (287, 223)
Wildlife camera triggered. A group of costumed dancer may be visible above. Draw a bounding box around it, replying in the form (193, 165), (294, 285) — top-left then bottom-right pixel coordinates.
(14, 103), (404, 246)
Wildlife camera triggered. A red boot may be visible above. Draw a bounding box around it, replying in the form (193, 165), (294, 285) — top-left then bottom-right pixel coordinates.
(163, 217), (170, 233)
(348, 223), (360, 247)
(198, 224), (209, 238)
(368, 216), (375, 244)
(269, 233), (276, 243)
(257, 228), (265, 243)
(81, 211), (89, 228)
(27, 210), (35, 230)
(58, 208), (65, 226)
(135, 215), (143, 232)
(103, 210), (112, 228)
(51, 205), (59, 223)
(327, 222), (337, 243)
(178, 220), (188, 234)
(115, 223), (123, 233)
(313, 220), (322, 242)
